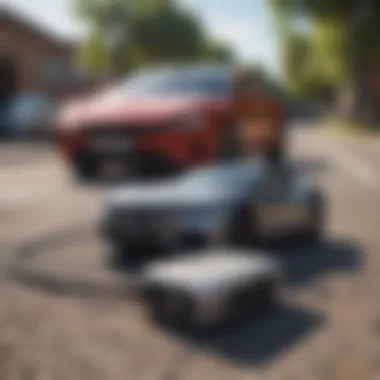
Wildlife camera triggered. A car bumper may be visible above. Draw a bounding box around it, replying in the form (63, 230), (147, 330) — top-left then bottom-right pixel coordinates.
(58, 126), (198, 173)
(72, 150), (184, 178)
(100, 212), (180, 255)
(100, 211), (214, 255)
(143, 276), (279, 328)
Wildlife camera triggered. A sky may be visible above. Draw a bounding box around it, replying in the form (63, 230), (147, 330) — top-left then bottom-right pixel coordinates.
(0, 0), (280, 73)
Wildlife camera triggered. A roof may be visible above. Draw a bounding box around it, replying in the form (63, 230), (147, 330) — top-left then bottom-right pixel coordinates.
(0, 5), (76, 49)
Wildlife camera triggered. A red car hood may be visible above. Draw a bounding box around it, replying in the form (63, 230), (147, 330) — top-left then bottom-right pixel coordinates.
(57, 91), (226, 130)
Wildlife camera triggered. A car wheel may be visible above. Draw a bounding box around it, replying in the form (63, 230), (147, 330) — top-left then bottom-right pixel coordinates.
(72, 155), (99, 182)
(255, 280), (279, 314)
(303, 189), (325, 245)
(108, 242), (130, 269)
(224, 203), (260, 248)
(144, 287), (194, 326)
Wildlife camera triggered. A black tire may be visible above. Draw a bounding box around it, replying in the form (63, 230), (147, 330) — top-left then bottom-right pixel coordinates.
(109, 238), (164, 270)
(72, 155), (99, 181)
(144, 287), (194, 327)
(265, 138), (286, 165)
(302, 189), (325, 245)
(223, 203), (260, 248)
(108, 242), (129, 269)
(255, 281), (279, 314)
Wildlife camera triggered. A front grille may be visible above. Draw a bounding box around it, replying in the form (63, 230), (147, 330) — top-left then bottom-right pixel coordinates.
(84, 125), (181, 177)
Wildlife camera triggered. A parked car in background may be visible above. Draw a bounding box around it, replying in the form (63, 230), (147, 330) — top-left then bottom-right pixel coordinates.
(56, 64), (286, 181)
(8, 93), (56, 139)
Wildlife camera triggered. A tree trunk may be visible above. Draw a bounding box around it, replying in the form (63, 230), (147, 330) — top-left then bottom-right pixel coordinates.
(338, 11), (380, 128)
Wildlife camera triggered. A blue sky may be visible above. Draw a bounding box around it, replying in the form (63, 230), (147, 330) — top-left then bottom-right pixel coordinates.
(1, 0), (279, 73)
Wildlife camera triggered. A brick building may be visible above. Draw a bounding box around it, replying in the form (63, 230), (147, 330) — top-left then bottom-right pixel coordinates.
(0, 7), (83, 99)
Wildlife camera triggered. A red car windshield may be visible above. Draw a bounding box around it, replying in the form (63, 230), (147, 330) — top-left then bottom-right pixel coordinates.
(118, 66), (231, 98)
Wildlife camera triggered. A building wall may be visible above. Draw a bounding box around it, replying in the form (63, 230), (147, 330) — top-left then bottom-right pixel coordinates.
(0, 13), (75, 98)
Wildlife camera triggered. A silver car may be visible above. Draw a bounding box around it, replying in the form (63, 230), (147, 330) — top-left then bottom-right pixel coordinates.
(100, 158), (324, 262)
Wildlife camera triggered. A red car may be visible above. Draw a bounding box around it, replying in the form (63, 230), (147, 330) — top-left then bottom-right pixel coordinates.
(55, 64), (285, 180)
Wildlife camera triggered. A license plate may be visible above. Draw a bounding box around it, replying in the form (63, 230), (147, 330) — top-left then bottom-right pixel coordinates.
(258, 204), (307, 233)
(91, 137), (133, 153)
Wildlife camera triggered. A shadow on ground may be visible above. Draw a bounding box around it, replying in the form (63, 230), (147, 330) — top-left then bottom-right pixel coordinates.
(152, 238), (359, 366)
(293, 158), (330, 177)
(159, 304), (322, 366)
(279, 238), (362, 287)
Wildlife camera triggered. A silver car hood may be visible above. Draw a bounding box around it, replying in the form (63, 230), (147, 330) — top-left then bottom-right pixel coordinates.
(106, 179), (232, 210)
(106, 159), (267, 211)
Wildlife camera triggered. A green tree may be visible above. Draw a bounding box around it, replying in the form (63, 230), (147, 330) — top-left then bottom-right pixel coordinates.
(269, 0), (380, 125)
(201, 41), (235, 63)
(132, 1), (204, 63)
(76, 29), (110, 75)
(75, 0), (136, 75)
(74, 0), (232, 76)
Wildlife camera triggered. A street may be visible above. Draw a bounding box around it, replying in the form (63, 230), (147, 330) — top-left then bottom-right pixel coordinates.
(0, 124), (379, 380)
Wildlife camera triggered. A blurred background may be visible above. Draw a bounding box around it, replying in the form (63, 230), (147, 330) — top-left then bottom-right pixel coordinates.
(0, 0), (279, 140)
(1, 0), (380, 134)
(0, 1), (379, 380)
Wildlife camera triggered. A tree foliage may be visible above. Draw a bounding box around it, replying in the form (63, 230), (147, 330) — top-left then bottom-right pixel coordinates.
(201, 41), (235, 64)
(75, 0), (234, 76)
(270, 0), (380, 122)
(133, 2), (204, 63)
